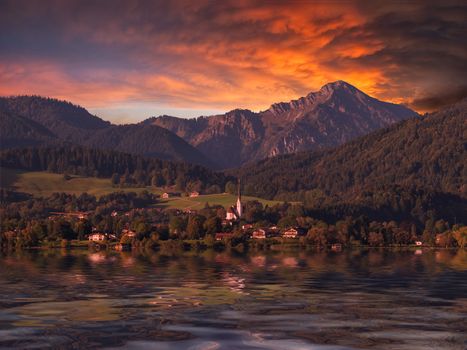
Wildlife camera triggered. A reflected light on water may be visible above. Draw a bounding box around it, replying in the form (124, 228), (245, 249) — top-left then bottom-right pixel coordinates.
(0, 248), (465, 349)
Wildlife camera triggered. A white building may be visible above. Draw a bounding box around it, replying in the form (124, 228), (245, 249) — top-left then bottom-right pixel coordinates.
(226, 179), (243, 221)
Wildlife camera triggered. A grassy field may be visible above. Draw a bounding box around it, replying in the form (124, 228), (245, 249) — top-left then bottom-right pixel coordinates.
(158, 193), (280, 210)
(0, 168), (163, 197)
(0, 168), (280, 208)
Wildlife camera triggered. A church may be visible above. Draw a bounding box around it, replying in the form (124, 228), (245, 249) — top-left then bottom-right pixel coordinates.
(226, 180), (243, 220)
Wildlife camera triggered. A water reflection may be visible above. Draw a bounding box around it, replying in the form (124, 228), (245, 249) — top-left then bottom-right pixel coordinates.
(0, 249), (465, 349)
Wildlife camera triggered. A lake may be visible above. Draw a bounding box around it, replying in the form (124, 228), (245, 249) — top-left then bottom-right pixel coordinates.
(0, 248), (465, 349)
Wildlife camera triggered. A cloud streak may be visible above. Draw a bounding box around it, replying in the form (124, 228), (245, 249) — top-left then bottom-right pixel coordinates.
(0, 0), (465, 120)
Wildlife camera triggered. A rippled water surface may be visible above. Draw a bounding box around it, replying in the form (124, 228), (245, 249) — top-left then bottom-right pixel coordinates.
(0, 248), (466, 349)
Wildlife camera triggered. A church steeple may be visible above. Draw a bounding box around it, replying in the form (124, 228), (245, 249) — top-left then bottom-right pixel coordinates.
(236, 178), (242, 218)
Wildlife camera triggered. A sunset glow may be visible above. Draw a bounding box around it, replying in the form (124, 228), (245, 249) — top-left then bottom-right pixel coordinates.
(1, 0), (465, 122)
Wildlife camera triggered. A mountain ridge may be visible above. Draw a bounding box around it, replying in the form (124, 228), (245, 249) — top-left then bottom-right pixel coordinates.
(147, 81), (418, 168)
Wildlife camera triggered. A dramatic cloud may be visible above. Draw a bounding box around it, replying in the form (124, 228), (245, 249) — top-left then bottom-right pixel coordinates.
(0, 0), (465, 121)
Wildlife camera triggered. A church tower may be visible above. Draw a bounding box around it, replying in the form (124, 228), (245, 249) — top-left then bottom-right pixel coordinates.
(236, 178), (243, 218)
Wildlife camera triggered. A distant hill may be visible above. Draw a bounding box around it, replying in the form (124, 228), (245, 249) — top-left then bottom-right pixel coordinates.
(0, 109), (58, 148)
(86, 124), (214, 166)
(236, 99), (466, 200)
(0, 96), (110, 143)
(0, 96), (214, 167)
(147, 81), (417, 168)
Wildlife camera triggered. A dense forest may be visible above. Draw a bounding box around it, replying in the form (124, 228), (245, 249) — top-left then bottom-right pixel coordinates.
(233, 99), (466, 225)
(0, 145), (230, 193)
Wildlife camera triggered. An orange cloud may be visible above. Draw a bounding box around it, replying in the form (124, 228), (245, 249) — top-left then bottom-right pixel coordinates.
(0, 0), (465, 119)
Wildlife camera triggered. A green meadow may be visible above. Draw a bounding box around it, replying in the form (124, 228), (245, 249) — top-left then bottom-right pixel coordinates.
(158, 193), (280, 210)
(0, 168), (162, 197)
(0, 168), (280, 208)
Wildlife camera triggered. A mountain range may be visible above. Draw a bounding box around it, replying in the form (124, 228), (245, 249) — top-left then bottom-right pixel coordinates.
(0, 96), (212, 167)
(146, 81), (417, 168)
(0, 81), (417, 169)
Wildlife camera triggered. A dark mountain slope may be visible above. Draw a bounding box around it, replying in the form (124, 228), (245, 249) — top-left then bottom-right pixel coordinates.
(0, 96), (110, 143)
(235, 98), (466, 202)
(86, 124), (216, 167)
(0, 96), (215, 167)
(0, 110), (58, 149)
(147, 81), (417, 168)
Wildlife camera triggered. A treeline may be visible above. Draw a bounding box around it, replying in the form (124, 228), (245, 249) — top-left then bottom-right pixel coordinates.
(0, 145), (231, 192)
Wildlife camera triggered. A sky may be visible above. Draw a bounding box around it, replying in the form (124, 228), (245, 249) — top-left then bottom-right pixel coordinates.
(0, 0), (466, 123)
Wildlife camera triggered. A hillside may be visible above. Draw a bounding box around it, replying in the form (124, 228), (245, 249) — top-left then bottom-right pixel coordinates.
(0, 96), (214, 167)
(147, 81), (417, 168)
(0, 145), (230, 194)
(233, 99), (466, 222)
(0, 96), (110, 143)
(0, 109), (58, 148)
(85, 124), (214, 167)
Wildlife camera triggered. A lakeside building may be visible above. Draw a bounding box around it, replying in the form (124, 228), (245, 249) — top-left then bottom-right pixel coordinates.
(162, 192), (181, 199)
(252, 229), (271, 239)
(88, 233), (106, 241)
(282, 227), (306, 238)
(226, 179), (243, 221)
(215, 233), (234, 241)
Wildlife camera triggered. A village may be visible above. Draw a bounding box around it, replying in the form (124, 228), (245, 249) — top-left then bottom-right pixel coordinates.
(82, 184), (311, 248)
(2, 182), (462, 250)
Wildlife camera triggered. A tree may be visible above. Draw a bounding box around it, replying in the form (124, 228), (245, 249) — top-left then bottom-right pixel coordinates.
(452, 226), (467, 248)
(186, 215), (206, 239)
(111, 173), (120, 186)
(225, 181), (236, 194)
(169, 216), (187, 236)
(204, 216), (221, 235)
(306, 227), (327, 246)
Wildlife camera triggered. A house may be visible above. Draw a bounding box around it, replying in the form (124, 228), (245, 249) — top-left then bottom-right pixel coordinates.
(282, 227), (305, 238)
(215, 233), (234, 241)
(162, 192), (181, 199)
(189, 191), (200, 197)
(2, 230), (17, 241)
(88, 233), (106, 241)
(221, 219), (233, 227)
(49, 211), (91, 220)
(252, 229), (270, 239)
(226, 207), (237, 220)
(121, 229), (136, 238)
(331, 243), (342, 251)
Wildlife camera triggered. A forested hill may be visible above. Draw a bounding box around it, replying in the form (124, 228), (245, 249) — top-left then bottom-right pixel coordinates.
(0, 96), (215, 167)
(0, 145), (230, 193)
(235, 99), (466, 203)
